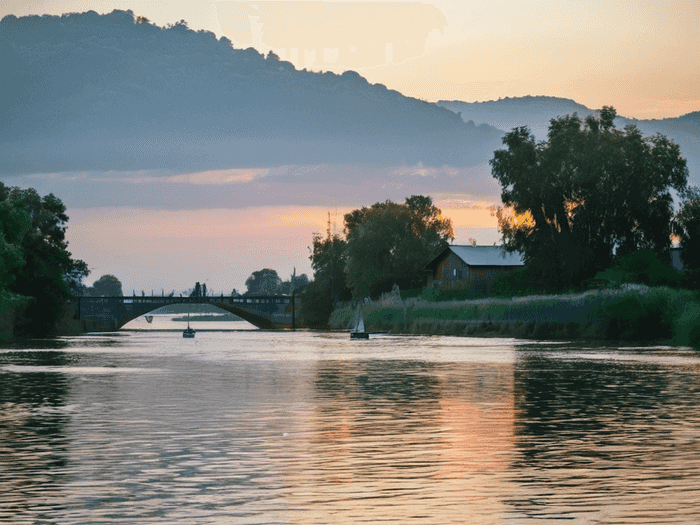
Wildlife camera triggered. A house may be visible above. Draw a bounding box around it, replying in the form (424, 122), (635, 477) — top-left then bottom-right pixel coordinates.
(423, 245), (524, 295)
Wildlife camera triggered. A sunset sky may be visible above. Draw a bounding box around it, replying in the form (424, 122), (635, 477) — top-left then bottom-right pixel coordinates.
(2, 0), (698, 295)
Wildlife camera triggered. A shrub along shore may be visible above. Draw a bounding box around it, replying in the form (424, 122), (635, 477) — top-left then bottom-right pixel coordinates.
(330, 285), (700, 348)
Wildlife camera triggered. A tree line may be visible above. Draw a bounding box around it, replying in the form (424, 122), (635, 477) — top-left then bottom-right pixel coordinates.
(302, 108), (698, 326)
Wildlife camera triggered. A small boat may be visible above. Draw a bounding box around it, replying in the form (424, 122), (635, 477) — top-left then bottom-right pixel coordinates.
(183, 311), (195, 338)
(350, 303), (369, 339)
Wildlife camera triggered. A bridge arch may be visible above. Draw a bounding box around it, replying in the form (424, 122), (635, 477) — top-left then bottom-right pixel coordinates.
(72, 295), (299, 331)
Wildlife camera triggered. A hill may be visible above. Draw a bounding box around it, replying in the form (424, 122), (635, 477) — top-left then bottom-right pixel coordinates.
(438, 97), (699, 185)
(0, 10), (503, 176)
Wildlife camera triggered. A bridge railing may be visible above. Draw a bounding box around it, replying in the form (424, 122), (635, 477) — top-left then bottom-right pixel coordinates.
(72, 295), (292, 303)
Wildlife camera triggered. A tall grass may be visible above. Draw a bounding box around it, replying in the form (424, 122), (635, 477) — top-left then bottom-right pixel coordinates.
(330, 285), (700, 347)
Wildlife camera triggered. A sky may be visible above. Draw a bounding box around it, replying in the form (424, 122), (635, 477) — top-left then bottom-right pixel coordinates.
(2, 0), (699, 295)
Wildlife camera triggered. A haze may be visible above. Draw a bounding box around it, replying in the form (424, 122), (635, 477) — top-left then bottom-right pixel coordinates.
(1, 1), (697, 295)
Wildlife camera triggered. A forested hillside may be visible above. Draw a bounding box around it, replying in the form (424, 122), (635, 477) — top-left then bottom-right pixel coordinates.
(1, 10), (502, 175)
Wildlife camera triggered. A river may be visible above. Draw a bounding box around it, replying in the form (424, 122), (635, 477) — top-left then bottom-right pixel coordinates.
(2, 315), (700, 524)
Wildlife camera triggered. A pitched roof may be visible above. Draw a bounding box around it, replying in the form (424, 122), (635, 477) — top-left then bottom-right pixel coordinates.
(425, 245), (524, 270)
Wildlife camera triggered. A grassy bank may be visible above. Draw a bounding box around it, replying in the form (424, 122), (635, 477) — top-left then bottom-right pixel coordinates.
(331, 285), (700, 347)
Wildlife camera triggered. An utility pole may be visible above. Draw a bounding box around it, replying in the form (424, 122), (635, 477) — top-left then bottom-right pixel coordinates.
(327, 211), (332, 240)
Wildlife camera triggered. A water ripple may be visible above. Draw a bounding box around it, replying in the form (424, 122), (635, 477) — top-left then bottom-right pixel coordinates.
(1, 334), (700, 523)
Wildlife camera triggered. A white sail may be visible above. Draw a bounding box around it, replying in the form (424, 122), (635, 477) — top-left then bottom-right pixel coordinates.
(353, 303), (365, 333)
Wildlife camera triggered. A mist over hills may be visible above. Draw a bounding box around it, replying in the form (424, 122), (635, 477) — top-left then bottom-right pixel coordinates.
(438, 97), (699, 185)
(0, 10), (502, 177)
(438, 97), (592, 139)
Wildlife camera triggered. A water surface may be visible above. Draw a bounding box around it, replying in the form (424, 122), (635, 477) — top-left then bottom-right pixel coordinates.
(2, 321), (700, 524)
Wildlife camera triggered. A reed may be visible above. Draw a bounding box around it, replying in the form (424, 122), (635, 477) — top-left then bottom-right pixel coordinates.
(330, 285), (700, 347)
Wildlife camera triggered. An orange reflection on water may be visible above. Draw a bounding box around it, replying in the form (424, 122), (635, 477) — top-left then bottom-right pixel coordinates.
(275, 361), (518, 524)
(435, 394), (515, 480)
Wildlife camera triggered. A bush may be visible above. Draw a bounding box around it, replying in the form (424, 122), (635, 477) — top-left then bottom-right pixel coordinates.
(493, 267), (541, 297)
(399, 288), (423, 300)
(674, 303), (700, 348)
(594, 250), (681, 288)
(680, 269), (700, 290)
(589, 286), (684, 341)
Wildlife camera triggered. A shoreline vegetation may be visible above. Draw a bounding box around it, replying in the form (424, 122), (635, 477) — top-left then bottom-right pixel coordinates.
(329, 285), (700, 348)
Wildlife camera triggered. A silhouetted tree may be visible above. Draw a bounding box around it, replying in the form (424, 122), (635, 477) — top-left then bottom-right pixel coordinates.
(344, 196), (453, 298)
(0, 187), (31, 339)
(188, 282), (208, 300)
(279, 271), (310, 295)
(0, 183), (89, 336)
(87, 274), (123, 297)
(245, 269), (281, 295)
(490, 107), (688, 291)
(301, 233), (350, 327)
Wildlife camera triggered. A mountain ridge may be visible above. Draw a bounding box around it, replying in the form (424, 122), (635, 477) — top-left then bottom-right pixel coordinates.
(438, 96), (699, 185)
(0, 10), (503, 176)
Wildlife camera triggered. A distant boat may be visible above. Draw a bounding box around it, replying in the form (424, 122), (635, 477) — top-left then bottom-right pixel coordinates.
(183, 311), (195, 338)
(350, 303), (369, 339)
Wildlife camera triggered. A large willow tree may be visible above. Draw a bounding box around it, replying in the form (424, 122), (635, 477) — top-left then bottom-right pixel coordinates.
(490, 107), (688, 291)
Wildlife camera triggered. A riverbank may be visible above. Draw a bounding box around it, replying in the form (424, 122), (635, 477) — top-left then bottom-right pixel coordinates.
(330, 285), (700, 347)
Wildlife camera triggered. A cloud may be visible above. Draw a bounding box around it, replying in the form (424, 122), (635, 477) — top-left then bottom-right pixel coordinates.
(6, 163), (501, 210)
(108, 168), (270, 185)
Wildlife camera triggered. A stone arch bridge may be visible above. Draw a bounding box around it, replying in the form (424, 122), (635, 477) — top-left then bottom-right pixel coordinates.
(71, 295), (300, 332)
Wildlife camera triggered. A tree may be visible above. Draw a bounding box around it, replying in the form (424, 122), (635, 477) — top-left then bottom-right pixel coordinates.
(344, 196), (454, 298)
(279, 271), (310, 295)
(0, 189), (31, 340)
(1, 183), (89, 336)
(87, 274), (123, 297)
(302, 233), (351, 327)
(675, 186), (700, 274)
(490, 107), (688, 291)
(245, 269), (281, 295)
(0, 190), (30, 292)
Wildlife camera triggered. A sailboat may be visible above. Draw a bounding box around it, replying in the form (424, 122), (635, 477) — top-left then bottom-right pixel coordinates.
(183, 310), (195, 338)
(350, 303), (369, 339)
